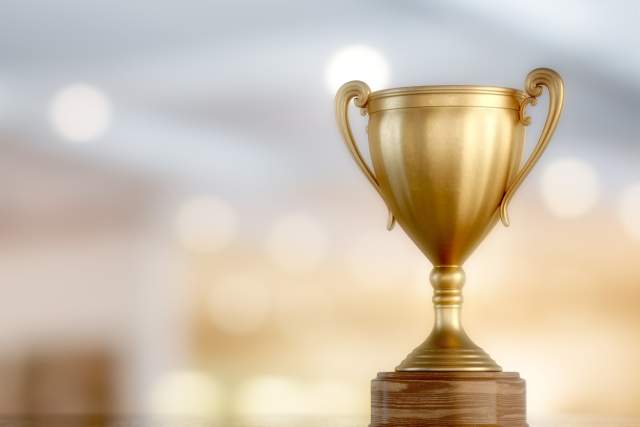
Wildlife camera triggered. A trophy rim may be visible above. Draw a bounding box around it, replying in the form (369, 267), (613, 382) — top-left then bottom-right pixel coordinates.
(367, 85), (526, 113)
(369, 85), (525, 99)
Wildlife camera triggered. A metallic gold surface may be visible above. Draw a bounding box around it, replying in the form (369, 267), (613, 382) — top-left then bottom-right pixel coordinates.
(335, 68), (564, 371)
(335, 80), (396, 230)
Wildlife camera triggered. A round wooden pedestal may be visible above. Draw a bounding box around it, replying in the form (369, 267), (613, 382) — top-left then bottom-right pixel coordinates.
(370, 371), (527, 427)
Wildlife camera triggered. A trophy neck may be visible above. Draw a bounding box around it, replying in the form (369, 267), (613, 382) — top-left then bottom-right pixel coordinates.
(396, 266), (501, 372)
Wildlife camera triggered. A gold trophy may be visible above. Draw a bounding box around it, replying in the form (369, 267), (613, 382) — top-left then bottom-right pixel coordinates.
(336, 68), (563, 426)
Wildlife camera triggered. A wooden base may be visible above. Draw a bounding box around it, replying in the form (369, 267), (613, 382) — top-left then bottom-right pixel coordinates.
(370, 371), (527, 427)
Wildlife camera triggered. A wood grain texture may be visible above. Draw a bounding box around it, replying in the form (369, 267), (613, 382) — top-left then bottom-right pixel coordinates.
(370, 371), (527, 427)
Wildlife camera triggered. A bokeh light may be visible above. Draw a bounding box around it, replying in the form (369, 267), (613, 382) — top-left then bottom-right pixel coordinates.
(539, 158), (601, 218)
(207, 274), (271, 335)
(346, 230), (418, 287)
(235, 376), (364, 416)
(266, 213), (329, 274)
(176, 195), (237, 254)
(236, 376), (304, 416)
(325, 45), (391, 93)
(618, 182), (640, 239)
(3, 1), (640, 423)
(148, 370), (220, 418)
(49, 83), (112, 142)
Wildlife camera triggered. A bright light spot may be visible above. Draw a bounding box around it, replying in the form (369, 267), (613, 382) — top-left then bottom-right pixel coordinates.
(236, 376), (304, 416)
(266, 213), (329, 274)
(149, 370), (219, 418)
(207, 274), (271, 335)
(236, 377), (364, 416)
(176, 196), (237, 253)
(539, 158), (600, 218)
(346, 230), (417, 287)
(49, 83), (111, 142)
(325, 45), (390, 94)
(618, 182), (640, 239)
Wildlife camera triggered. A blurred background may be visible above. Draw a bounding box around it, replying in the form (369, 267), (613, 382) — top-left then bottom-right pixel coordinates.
(0, 0), (639, 425)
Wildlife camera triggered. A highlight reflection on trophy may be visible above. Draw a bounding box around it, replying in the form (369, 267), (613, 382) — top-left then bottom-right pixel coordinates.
(336, 68), (563, 426)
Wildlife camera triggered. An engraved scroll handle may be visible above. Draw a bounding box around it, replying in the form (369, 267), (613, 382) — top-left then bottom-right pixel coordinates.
(335, 80), (396, 230)
(500, 68), (565, 226)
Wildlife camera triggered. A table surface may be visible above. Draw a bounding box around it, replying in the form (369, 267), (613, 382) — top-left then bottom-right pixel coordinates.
(1, 415), (639, 427)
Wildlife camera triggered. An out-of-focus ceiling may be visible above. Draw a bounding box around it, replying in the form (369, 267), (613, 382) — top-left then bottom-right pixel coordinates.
(0, 0), (638, 208)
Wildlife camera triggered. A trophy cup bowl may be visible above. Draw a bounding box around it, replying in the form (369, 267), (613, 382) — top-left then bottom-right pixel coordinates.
(336, 68), (563, 425)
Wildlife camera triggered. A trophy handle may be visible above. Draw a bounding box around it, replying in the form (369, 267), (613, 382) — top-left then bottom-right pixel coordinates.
(499, 68), (564, 226)
(335, 80), (396, 230)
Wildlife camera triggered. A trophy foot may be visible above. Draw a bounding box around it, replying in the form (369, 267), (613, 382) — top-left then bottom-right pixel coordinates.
(397, 266), (502, 371)
(370, 371), (527, 427)
(396, 345), (502, 371)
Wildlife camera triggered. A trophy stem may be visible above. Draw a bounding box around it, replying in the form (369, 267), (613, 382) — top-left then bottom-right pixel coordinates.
(395, 266), (502, 371)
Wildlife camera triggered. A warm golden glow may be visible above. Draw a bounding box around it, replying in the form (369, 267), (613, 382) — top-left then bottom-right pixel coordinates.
(272, 279), (336, 340)
(3, 5), (638, 422)
(148, 371), (219, 417)
(618, 182), (640, 239)
(235, 376), (366, 416)
(266, 213), (329, 274)
(207, 274), (271, 335)
(345, 230), (418, 288)
(236, 376), (305, 416)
